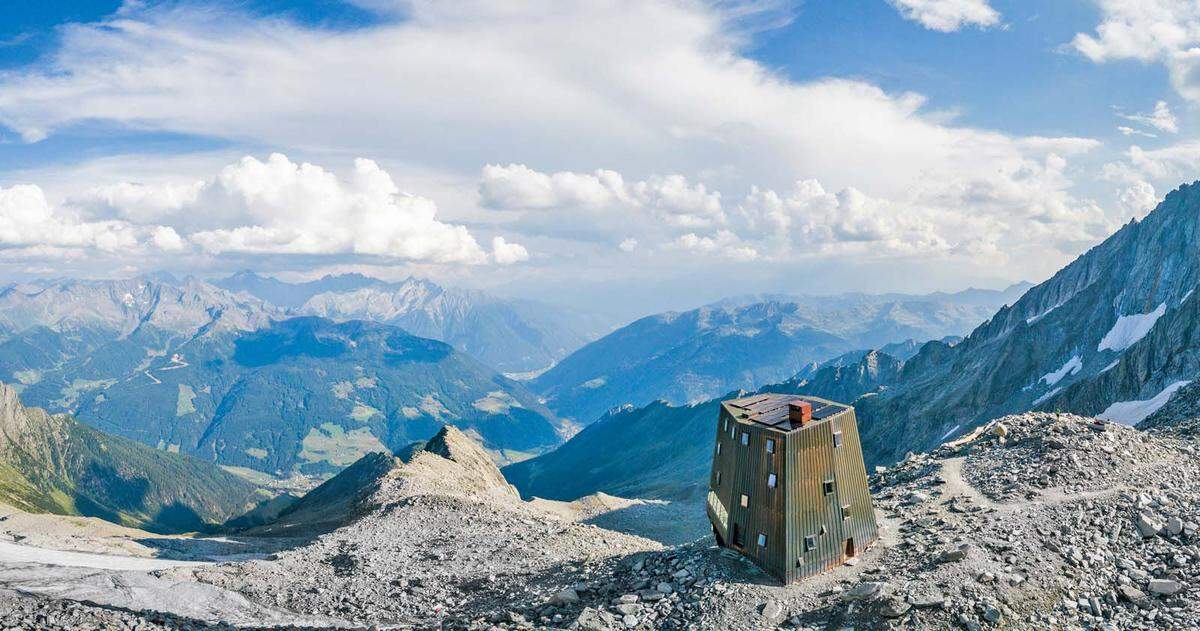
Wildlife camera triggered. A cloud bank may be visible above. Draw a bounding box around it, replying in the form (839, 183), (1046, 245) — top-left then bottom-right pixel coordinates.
(3, 154), (525, 267)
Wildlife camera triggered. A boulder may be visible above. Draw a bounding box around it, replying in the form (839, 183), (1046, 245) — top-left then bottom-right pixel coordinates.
(1149, 579), (1182, 596)
(879, 597), (911, 618)
(759, 601), (785, 623)
(1118, 585), (1150, 610)
(576, 607), (617, 631)
(551, 588), (580, 605)
(1136, 513), (1163, 538)
(842, 582), (888, 602)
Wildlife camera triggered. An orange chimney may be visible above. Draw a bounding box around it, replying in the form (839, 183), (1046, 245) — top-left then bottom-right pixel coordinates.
(788, 401), (813, 425)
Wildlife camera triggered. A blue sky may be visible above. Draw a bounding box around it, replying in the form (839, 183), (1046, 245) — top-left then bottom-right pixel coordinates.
(0, 1), (1193, 317)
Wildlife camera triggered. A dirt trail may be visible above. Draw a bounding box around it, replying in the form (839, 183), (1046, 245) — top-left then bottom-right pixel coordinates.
(939, 457), (1124, 513)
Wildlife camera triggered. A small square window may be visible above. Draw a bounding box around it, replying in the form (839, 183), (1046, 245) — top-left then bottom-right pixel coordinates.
(841, 504), (851, 520)
(740, 494), (749, 508)
(833, 432), (843, 448)
(765, 438), (775, 454)
(803, 535), (817, 552)
(767, 473), (777, 488)
(822, 479), (835, 495)
(740, 432), (749, 446)
(757, 533), (767, 547)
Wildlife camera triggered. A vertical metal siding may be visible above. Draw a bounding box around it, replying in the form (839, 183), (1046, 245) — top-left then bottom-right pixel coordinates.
(706, 408), (733, 544)
(833, 409), (879, 560)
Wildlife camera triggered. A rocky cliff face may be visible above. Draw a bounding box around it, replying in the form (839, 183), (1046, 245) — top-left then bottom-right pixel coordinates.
(854, 181), (1200, 465)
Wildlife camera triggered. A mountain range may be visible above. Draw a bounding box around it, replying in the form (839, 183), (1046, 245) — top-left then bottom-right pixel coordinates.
(509, 182), (1200, 501)
(217, 271), (608, 373)
(0, 278), (565, 477)
(71, 316), (565, 475)
(530, 285), (1028, 424)
(0, 381), (265, 533)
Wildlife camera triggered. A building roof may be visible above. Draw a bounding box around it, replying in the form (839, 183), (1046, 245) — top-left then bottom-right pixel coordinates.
(722, 393), (850, 432)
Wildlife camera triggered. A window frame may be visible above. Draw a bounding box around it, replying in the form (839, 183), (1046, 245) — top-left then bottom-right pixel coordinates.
(767, 472), (777, 488)
(715, 470), (722, 486)
(765, 438), (775, 454)
(757, 533), (767, 548)
(803, 535), (817, 552)
(739, 494), (749, 508)
(740, 431), (749, 446)
(833, 431), (843, 448)
(822, 479), (835, 495)
(715, 441), (721, 456)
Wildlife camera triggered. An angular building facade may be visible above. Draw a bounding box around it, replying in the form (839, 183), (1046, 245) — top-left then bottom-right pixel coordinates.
(705, 393), (878, 584)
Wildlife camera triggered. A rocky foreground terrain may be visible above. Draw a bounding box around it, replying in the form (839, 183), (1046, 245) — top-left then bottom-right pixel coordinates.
(6, 411), (1200, 629)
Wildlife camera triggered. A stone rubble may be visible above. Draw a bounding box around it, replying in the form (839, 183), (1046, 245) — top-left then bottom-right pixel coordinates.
(12, 410), (1200, 630)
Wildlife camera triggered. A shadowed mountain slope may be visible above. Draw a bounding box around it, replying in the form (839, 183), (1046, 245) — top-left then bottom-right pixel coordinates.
(0, 382), (264, 533)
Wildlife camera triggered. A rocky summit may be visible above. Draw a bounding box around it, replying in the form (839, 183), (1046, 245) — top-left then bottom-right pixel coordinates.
(7, 408), (1200, 630)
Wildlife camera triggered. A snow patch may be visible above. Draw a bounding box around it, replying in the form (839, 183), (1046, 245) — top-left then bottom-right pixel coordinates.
(1097, 380), (1192, 426)
(0, 540), (207, 571)
(1033, 387), (1062, 406)
(1040, 355), (1082, 387)
(1026, 299), (1066, 324)
(1100, 359), (1120, 374)
(1097, 303), (1166, 353)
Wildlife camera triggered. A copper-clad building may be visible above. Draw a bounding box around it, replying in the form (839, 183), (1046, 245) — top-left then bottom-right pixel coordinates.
(705, 393), (878, 583)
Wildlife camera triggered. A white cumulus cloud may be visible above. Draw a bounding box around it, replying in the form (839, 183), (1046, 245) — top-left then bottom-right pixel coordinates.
(0, 184), (171, 254)
(1072, 2), (1200, 102)
(2, 154), (527, 270)
(1118, 100), (1178, 134)
(887, 0), (1001, 32)
(192, 155), (488, 262)
(491, 236), (529, 264)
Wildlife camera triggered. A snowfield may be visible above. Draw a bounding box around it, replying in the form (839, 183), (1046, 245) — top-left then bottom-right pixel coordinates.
(0, 540), (207, 571)
(1097, 380), (1192, 426)
(1097, 303), (1166, 353)
(1040, 355), (1082, 387)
